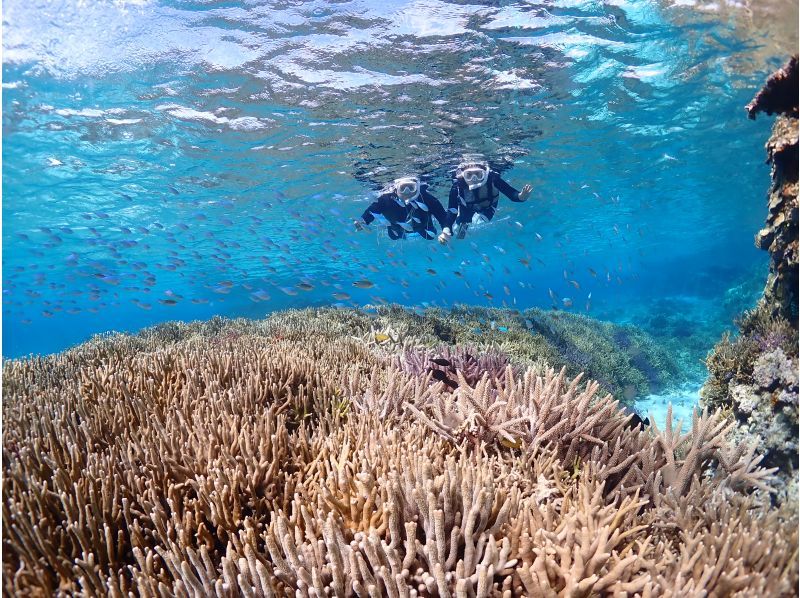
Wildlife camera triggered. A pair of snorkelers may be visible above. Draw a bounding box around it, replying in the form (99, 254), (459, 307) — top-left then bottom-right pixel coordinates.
(354, 157), (532, 243)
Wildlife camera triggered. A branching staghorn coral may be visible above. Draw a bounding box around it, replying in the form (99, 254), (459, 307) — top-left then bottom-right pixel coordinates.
(262, 431), (521, 596)
(3, 310), (796, 596)
(402, 365), (628, 463)
(515, 481), (650, 597)
(641, 479), (799, 596)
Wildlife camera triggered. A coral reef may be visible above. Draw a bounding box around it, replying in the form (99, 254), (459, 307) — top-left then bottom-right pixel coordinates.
(702, 56), (800, 478)
(519, 308), (679, 403)
(704, 308), (799, 472)
(3, 310), (797, 596)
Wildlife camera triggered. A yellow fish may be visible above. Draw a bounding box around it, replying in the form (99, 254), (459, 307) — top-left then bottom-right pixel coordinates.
(499, 436), (522, 450)
(374, 333), (391, 343)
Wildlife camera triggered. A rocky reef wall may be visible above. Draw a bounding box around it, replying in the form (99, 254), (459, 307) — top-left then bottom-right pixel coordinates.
(748, 55), (799, 322)
(703, 56), (799, 475)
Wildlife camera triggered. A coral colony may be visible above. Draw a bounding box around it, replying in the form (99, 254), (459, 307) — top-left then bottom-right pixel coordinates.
(2, 310), (796, 595)
(3, 63), (799, 598)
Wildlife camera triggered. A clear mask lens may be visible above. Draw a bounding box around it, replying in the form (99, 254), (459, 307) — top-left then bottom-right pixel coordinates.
(395, 178), (419, 198)
(462, 167), (487, 187)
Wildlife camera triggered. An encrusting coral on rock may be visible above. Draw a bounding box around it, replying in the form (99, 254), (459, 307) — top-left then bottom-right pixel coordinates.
(703, 56), (799, 481)
(3, 308), (797, 596)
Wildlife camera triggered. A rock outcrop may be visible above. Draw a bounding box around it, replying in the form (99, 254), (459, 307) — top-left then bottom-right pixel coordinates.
(749, 55), (799, 322)
(702, 56), (799, 479)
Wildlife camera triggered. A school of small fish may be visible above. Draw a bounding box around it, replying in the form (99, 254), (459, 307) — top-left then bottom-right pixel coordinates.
(5, 181), (643, 332)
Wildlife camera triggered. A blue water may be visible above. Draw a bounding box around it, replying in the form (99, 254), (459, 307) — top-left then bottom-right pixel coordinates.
(2, 0), (788, 378)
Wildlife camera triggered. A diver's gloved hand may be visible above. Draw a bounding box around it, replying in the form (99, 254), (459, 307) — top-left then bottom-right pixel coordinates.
(354, 219), (365, 231)
(518, 184), (533, 201)
(438, 228), (452, 244)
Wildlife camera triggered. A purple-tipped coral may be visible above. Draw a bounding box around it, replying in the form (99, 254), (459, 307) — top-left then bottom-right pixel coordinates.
(397, 344), (515, 390)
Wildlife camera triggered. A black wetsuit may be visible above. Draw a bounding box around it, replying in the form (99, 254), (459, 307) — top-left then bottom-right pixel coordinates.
(446, 171), (524, 230)
(360, 186), (448, 240)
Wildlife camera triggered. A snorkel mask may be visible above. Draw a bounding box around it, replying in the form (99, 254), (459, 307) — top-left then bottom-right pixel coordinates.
(394, 176), (421, 203)
(458, 160), (489, 190)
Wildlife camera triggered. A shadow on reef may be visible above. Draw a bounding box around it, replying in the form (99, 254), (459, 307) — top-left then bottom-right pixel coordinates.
(703, 55), (799, 477)
(2, 306), (796, 595)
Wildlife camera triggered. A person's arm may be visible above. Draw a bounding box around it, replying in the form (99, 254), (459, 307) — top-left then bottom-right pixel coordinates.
(355, 196), (384, 229)
(360, 203), (378, 224)
(438, 184), (459, 243)
(445, 183), (460, 230)
(492, 173), (521, 201)
(422, 190), (448, 229)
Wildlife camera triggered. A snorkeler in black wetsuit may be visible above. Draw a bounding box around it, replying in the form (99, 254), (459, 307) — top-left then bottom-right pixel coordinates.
(354, 176), (449, 240)
(438, 158), (532, 243)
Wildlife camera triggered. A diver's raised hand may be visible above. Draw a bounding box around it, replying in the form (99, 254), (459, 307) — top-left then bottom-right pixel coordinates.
(518, 184), (532, 201)
(354, 219), (365, 231)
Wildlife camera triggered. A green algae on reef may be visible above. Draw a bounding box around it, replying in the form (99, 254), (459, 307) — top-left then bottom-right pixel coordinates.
(269, 304), (680, 405)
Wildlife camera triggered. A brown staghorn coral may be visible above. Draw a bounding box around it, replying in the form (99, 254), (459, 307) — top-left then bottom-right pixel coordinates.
(3, 312), (797, 596)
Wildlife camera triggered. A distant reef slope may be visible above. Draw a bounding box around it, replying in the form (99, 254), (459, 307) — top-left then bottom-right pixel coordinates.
(703, 56), (799, 476)
(3, 306), (796, 595)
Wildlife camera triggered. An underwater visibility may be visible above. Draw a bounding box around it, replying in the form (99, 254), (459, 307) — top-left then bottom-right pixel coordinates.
(3, 0), (799, 595)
